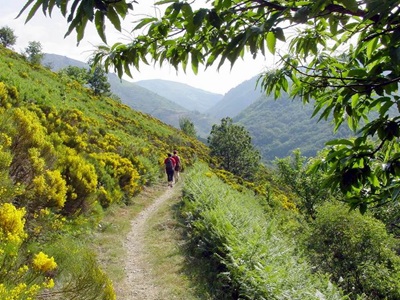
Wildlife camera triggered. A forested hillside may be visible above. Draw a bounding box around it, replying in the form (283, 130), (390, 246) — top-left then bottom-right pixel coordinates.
(0, 46), (210, 299)
(43, 54), (218, 138)
(206, 75), (263, 119)
(235, 94), (354, 161)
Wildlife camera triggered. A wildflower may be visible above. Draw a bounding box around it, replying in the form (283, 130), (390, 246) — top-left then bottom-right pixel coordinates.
(32, 252), (57, 273)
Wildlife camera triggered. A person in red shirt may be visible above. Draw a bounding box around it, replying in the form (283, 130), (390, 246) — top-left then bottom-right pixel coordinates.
(164, 153), (176, 187)
(172, 150), (181, 182)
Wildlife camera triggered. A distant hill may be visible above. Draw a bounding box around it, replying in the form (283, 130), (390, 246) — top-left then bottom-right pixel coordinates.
(234, 94), (354, 162)
(135, 79), (222, 113)
(206, 75), (263, 119)
(42, 54), (218, 137)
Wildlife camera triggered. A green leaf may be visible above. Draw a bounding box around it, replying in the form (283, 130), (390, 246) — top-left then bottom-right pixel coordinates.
(191, 51), (199, 74)
(155, 0), (177, 4)
(325, 139), (354, 147)
(194, 8), (208, 29)
(95, 11), (107, 43)
(366, 37), (379, 59)
(266, 31), (276, 54)
(25, 0), (43, 24)
(339, 0), (359, 12)
(274, 27), (285, 42)
(134, 17), (158, 31)
(107, 7), (121, 31)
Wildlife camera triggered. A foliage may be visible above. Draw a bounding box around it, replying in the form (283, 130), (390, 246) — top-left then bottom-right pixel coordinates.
(181, 163), (344, 299)
(0, 26), (17, 48)
(18, 0), (133, 45)
(59, 64), (111, 96)
(208, 117), (261, 180)
(306, 202), (400, 299)
(23, 41), (43, 65)
(179, 116), (197, 138)
(87, 62), (111, 96)
(274, 149), (334, 219)
(59, 65), (89, 85)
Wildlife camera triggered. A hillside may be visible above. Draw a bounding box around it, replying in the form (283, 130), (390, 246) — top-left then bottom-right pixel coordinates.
(43, 54), (218, 137)
(135, 79), (222, 113)
(234, 94), (354, 161)
(0, 46), (210, 299)
(206, 75), (263, 118)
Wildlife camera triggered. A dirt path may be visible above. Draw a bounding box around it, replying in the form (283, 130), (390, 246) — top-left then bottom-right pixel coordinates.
(117, 186), (176, 299)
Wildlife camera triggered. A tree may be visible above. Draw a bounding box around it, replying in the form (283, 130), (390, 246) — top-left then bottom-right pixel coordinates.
(0, 26), (17, 48)
(87, 62), (111, 96)
(59, 66), (89, 85)
(17, 1), (400, 211)
(208, 117), (260, 180)
(274, 150), (333, 219)
(23, 41), (43, 65)
(59, 65), (111, 96)
(179, 117), (197, 138)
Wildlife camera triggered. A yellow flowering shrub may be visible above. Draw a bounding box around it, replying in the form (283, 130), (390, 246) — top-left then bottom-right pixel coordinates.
(6, 85), (19, 100)
(0, 82), (7, 107)
(32, 251), (57, 273)
(97, 133), (122, 152)
(9, 108), (56, 189)
(0, 142), (17, 202)
(0, 283), (41, 300)
(59, 149), (98, 214)
(0, 203), (27, 245)
(90, 152), (141, 202)
(31, 170), (67, 208)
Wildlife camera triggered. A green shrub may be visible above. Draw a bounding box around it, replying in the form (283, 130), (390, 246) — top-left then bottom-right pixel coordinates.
(306, 202), (400, 299)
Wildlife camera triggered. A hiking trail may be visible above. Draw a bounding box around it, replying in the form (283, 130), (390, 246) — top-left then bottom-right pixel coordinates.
(115, 186), (176, 299)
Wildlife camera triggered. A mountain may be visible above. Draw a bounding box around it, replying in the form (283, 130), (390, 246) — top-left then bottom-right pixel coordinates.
(42, 54), (217, 137)
(135, 79), (222, 113)
(234, 94), (354, 161)
(206, 75), (263, 118)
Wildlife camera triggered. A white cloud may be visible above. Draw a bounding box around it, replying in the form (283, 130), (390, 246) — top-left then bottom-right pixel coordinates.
(0, 1), (273, 94)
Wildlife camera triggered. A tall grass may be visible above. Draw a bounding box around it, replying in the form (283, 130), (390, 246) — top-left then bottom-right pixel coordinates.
(181, 163), (345, 299)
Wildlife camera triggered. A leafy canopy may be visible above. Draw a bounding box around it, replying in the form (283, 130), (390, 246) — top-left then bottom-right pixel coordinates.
(19, 0), (400, 211)
(0, 26), (17, 48)
(24, 40), (43, 64)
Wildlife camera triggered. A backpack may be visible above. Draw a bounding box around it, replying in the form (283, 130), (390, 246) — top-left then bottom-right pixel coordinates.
(165, 158), (174, 170)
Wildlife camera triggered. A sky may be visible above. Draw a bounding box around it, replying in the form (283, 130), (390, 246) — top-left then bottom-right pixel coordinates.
(0, 1), (277, 94)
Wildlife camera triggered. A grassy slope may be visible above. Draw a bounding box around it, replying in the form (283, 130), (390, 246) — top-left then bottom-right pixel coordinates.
(0, 46), (211, 298)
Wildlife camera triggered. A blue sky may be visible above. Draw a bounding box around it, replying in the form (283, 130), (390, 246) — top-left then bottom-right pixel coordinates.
(1, 1), (273, 94)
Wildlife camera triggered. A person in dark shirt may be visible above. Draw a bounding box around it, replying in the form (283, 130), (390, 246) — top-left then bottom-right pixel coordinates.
(164, 153), (176, 187)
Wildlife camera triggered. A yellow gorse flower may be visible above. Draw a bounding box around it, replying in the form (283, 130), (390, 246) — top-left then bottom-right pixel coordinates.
(0, 203), (27, 244)
(32, 252), (57, 273)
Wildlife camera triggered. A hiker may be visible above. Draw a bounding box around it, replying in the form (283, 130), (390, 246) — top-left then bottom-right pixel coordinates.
(172, 150), (181, 182)
(164, 153), (176, 187)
